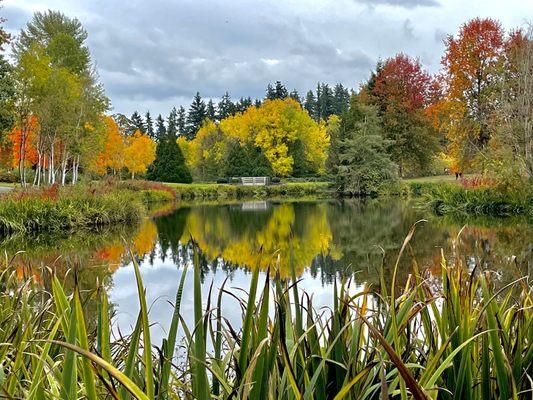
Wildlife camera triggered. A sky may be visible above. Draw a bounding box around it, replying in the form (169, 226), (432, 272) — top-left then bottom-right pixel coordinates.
(2, 0), (532, 118)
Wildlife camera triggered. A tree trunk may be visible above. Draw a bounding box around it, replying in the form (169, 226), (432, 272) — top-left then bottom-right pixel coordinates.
(18, 123), (26, 187)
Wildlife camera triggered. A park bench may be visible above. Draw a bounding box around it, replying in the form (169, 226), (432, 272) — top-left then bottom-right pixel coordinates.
(239, 177), (270, 186)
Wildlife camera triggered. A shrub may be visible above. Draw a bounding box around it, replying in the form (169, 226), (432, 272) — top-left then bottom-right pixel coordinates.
(0, 169), (19, 183)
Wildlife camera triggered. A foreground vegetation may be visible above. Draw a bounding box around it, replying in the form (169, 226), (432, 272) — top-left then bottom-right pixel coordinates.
(0, 227), (530, 399)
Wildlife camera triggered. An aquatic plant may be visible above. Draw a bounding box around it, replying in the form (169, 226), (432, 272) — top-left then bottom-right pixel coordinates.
(0, 227), (531, 399)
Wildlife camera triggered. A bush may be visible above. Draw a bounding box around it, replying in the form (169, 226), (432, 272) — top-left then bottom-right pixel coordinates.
(0, 169), (19, 184)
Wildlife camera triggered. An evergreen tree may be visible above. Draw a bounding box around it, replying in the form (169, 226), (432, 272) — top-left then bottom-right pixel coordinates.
(224, 141), (273, 177)
(333, 97), (397, 196)
(315, 83), (322, 120)
(155, 114), (166, 141)
(177, 106), (186, 136)
(317, 83), (334, 120)
(274, 81), (288, 99)
(148, 112), (192, 183)
(236, 96), (252, 113)
(333, 84), (350, 116)
(167, 107), (178, 137)
(289, 89), (301, 104)
(130, 111), (145, 134)
(265, 83), (276, 100)
(254, 99), (262, 108)
(144, 111), (155, 139)
(186, 92), (207, 140)
(206, 99), (216, 120)
(217, 92), (235, 120)
(291, 139), (313, 176)
(304, 90), (317, 120)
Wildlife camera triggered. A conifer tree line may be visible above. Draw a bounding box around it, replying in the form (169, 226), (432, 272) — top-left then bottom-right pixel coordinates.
(123, 80), (352, 143)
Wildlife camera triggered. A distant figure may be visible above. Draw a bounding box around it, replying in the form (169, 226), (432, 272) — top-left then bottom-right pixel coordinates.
(455, 172), (459, 180)
(459, 172), (463, 179)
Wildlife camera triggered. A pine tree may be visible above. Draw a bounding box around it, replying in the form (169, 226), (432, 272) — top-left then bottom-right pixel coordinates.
(177, 106), (186, 137)
(155, 114), (166, 141)
(265, 83), (276, 100)
(206, 99), (216, 121)
(147, 111), (192, 183)
(333, 96), (397, 196)
(236, 96), (252, 113)
(167, 107), (178, 137)
(254, 99), (262, 108)
(144, 111), (155, 139)
(289, 89), (301, 104)
(333, 84), (350, 116)
(315, 83), (322, 120)
(129, 111), (145, 135)
(304, 90), (317, 120)
(217, 92), (235, 120)
(274, 81), (288, 99)
(318, 83), (334, 120)
(186, 92), (207, 140)
(225, 141), (273, 176)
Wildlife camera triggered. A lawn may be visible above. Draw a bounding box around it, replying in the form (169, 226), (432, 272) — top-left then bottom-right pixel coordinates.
(403, 174), (472, 184)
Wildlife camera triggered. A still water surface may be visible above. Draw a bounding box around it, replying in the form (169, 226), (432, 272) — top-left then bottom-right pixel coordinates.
(4, 198), (531, 342)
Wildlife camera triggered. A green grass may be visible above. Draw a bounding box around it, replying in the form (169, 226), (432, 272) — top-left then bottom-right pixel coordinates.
(0, 225), (530, 399)
(165, 181), (332, 200)
(0, 180), (175, 234)
(402, 174), (472, 184)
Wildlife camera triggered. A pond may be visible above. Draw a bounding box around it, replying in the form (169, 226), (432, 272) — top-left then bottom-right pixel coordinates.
(3, 198), (531, 342)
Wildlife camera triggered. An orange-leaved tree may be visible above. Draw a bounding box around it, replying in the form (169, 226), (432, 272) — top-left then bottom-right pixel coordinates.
(90, 116), (126, 175)
(441, 18), (507, 169)
(9, 115), (39, 170)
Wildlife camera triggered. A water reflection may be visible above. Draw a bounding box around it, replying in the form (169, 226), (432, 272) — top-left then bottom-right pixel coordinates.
(2, 199), (531, 286)
(1, 199), (530, 340)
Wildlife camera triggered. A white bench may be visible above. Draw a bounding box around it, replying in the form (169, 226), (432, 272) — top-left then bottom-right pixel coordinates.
(240, 177), (269, 186)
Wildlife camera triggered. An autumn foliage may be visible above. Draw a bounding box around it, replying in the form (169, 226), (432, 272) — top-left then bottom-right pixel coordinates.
(9, 116), (39, 169)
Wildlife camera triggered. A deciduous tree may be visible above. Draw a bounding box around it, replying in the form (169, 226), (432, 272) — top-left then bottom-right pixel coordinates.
(124, 130), (156, 179)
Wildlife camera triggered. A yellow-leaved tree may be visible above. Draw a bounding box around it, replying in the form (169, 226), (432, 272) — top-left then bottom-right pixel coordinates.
(124, 130), (156, 179)
(182, 98), (330, 179)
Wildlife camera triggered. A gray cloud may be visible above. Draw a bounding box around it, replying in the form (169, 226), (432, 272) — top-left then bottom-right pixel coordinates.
(2, 0), (530, 116)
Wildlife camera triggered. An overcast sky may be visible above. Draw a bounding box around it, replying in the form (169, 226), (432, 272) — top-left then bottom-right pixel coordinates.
(2, 0), (531, 117)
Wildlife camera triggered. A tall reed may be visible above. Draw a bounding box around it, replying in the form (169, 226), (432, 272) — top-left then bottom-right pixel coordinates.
(0, 227), (530, 399)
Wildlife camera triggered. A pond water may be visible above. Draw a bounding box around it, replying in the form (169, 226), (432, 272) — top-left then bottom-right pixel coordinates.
(3, 198), (531, 342)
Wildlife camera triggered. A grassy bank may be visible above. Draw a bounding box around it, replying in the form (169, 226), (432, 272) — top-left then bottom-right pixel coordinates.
(408, 181), (532, 216)
(0, 228), (530, 399)
(167, 181), (332, 200)
(0, 180), (331, 235)
(0, 180), (174, 235)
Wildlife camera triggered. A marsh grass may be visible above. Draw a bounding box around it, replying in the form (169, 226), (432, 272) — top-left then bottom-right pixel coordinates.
(409, 182), (532, 216)
(0, 225), (531, 399)
(0, 180), (176, 235)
